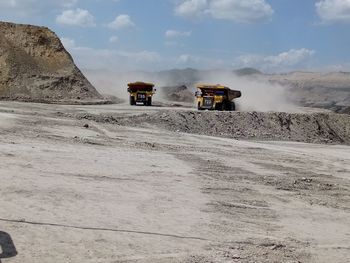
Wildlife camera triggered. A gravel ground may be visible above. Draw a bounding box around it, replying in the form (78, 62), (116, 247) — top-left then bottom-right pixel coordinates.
(74, 109), (350, 145)
(0, 102), (349, 263)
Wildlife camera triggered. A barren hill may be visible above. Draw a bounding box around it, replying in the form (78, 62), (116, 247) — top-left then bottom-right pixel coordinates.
(0, 21), (103, 103)
(267, 71), (350, 112)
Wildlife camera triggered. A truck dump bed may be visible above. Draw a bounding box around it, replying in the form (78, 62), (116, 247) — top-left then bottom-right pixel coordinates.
(197, 85), (241, 101)
(127, 82), (154, 92)
(227, 89), (242, 100)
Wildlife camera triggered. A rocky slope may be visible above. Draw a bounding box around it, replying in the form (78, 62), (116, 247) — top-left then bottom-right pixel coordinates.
(0, 21), (103, 103)
(267, 71), (350, 111)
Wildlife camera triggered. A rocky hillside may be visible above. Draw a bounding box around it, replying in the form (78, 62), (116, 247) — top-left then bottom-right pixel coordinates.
(268, 71), (350, 111)
(0, 21), (103, 103)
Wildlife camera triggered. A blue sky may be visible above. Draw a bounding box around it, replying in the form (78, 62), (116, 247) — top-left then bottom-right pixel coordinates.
(1, 0), (350, 72)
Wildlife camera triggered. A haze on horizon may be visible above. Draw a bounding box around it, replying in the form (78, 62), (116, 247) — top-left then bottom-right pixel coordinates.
(1, 0), (350, 73)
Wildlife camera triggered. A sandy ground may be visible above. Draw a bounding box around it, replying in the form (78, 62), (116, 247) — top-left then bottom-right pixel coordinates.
(0, 102), (349, 263)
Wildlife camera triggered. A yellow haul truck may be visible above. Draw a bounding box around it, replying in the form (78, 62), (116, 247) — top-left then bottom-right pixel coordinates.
(127, 82), (156, 106)
(195, 84), (241, 111)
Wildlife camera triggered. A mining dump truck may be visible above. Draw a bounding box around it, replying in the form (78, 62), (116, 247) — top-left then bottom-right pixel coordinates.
(195, 84), (241, 111)
(127, 82), (156, 106)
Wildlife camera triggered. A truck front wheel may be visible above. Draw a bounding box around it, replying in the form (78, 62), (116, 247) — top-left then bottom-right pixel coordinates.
(147, 97), (152, 106)
(130, 96), (136, 105)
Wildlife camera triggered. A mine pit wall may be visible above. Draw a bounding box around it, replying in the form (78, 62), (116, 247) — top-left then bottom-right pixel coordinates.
(0, 21), (102, 103)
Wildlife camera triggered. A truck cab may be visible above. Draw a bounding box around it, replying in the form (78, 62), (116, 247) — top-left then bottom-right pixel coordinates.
(127, 82), (156, 106)
(195, 84), (241, 111)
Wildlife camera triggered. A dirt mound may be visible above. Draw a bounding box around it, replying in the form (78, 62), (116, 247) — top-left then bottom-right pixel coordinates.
(0, 21), (103, 103)
(148, 111), (350, 144)
(76, 110), (350, 144)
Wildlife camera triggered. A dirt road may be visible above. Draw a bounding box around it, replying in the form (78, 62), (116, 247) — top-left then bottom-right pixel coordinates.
(0, 102), (349, 262)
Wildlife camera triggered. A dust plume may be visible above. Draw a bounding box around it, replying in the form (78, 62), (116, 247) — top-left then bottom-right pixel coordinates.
(83, 69), (297, 112)
(83, 69), (189, 104)
(82, 70), (155, 102)
(194, 71), (297, 112)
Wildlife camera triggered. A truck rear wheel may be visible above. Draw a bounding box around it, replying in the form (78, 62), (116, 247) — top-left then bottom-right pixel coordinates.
(215, 103), (224, 111)
(225, 101), (235, 111)
(130, 96), (136, 105)
(230, 101), (236, 111)
(147, 97), (152, 106)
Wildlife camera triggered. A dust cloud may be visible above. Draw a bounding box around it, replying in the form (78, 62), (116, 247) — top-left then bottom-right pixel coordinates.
(83, 70), (154, 102)
(84, 69), (297, 112)
(84, 69), (186, 104)
(195, 71), (297, 112)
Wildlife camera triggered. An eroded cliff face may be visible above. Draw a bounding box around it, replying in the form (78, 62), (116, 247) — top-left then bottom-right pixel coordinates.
(0, 21), (103, 103)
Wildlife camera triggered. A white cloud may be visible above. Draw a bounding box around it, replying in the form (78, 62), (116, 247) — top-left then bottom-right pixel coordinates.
(177, 54), (198, 64)
(165, 30), (192, 38)
(109, 36), (119, 43)
(316, 0), (350, 23)
(61, 38), (161, 71)
(174, 0), (274, 23)
(209, 0), (274, 23)
(63, 39), (311, 72)
(175, 0), (208, 17)
(235, 49), (315, 72)
(107, 14), (135, 30)
(56, 8), (96, 27)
